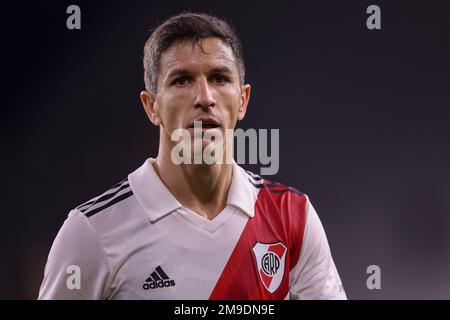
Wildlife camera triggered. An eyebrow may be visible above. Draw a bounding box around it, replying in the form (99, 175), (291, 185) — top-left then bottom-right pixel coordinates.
(165, 68), (192, 80)
(165, 66), (234, 81)
(208, 66), (234, 75)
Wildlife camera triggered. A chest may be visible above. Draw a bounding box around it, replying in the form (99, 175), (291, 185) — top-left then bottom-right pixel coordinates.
(107, 208), (293, 299)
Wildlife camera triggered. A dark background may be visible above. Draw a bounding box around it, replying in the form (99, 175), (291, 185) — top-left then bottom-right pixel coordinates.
(1, 0), (449, 299)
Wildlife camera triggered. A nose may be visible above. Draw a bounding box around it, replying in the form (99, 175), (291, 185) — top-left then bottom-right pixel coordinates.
(194, 77), (216, 110)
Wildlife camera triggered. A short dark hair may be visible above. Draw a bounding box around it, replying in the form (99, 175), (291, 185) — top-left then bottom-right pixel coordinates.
(143, 12), (245, 94)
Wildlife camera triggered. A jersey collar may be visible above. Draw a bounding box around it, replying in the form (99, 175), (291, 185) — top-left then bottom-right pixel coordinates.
(128, 157), (256, 222)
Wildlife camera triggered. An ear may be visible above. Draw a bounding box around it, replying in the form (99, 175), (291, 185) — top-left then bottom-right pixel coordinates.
(140, 90), (161, 126)
(237, 84), (251, 121)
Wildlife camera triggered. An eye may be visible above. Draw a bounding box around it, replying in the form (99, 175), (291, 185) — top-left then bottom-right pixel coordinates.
(211, 74), (228, 84)
(172, 76), (190, 87)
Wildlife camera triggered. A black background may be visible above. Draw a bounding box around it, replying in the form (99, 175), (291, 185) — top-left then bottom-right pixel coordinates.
(1, 0), (449, 299)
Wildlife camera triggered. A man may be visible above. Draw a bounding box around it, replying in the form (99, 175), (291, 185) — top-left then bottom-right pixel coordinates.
(39, 12), (346, 300)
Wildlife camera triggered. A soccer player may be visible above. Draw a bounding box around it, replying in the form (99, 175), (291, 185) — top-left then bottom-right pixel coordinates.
(38, 12), (347, 300)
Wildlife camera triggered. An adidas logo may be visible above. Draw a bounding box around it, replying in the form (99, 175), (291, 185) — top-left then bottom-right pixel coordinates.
(143, 266), (176, 290)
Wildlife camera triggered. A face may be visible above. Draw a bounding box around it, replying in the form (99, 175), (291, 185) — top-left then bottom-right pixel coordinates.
(141, 37), (251, 154)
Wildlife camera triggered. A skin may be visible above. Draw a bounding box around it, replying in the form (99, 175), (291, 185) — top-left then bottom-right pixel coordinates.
(140, 37), (251, 220)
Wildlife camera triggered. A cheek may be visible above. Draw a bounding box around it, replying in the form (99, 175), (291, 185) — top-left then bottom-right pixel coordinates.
(158, 92), (191, 128)
(222, 88), (242, 122)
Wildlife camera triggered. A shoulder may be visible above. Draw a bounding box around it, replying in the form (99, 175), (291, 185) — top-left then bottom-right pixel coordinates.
(243, 169), (310, 236)
(53, 176), (137, 260)
(74, 178), (134, 218)
(244, 169), (308, 211)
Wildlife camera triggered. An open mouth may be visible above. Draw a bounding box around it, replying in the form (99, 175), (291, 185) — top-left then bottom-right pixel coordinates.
(188, 119), (220, 129)
(199, 123), (219, 129)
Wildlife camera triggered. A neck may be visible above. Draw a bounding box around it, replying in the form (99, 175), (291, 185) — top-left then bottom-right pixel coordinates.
(153, 138), (233, 220)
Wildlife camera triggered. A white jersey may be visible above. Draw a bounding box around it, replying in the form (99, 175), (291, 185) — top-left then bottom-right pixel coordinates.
(38, 158), (346, 300)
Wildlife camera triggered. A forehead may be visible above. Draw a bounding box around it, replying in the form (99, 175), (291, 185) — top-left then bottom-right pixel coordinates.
(159, 37), (237, 75)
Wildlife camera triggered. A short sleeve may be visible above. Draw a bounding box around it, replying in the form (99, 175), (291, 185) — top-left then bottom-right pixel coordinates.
(38, 210), (112, 299)
(289, 196), (347, 300)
